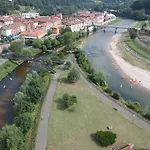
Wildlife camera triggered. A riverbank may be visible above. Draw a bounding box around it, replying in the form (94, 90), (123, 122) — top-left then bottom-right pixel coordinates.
(109, 34), (150, 90)
(0, 60), (17, 81)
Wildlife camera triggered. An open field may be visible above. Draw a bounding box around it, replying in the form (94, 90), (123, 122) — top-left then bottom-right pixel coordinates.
(134, 21), (150, 28)
(47, 70), (150, 150)
(107, 17), (122, 25)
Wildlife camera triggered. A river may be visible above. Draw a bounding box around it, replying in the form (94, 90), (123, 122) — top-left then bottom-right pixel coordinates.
(0, 61), (40, 128)
(83, 19), (150, 110)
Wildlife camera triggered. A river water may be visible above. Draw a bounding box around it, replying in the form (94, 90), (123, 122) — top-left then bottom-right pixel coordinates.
(83, 19), (150, 110)
(0, 61), (38, 128)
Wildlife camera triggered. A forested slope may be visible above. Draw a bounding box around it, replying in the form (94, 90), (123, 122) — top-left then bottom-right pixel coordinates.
(131, 0), (150, 15)
(0, 0), (96, 15)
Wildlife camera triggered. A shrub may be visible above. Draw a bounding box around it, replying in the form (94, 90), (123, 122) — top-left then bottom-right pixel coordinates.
(64, 61), (72, 70)
(104, 88), (112, 95)
(2, 47), (9, 54)
(143, 113), (150, 121)
(58, 52), (65, 59)
(0, 125), (26, 150)
(14, 113), (33, 134)
(67, 69), (80, 83)
(88, 72), (106, 87)
(127, 102), (143, 114)
(62, 94), (77, 108)
(95, 131), (117, 147)
(112, 92), (120, 100)
(129, 29), (137, 39)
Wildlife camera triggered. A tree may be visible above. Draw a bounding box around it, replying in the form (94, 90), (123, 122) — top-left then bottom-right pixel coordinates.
(0, 125), (25, 150)
(51, 55), (59, 61)
(44, 39), (52, 49)
(45, 58), (53, 66)
(14, 113), (33, 134)
(42, 45), (47, 52)
(51, 39), (60, 47)
(143, 112), (150, 120)
(15, 100), (35, 114)
(104, 87), (112, 95)
(63, 32), (76, 45)
(2, 47), (9, 54)
(58, 52), (64, 59)
(25, 39), (33, 46)
(112, 92), (120, 100)
(88, 72), (106, 87)
(26, 80), (42, 103)
(129, 29), (137, 39)
(95, 131), (117, 147)
(9, 41), (23, 56)
(67, 69), (80, 83)
(64, 61), (72, 70)
(63, 26), (72, 33)
(62, 94), (77, 108)
(32, 39), (43, 49)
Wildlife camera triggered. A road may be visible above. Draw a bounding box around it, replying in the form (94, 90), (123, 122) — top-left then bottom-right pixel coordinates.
(35, 65), (64, 150)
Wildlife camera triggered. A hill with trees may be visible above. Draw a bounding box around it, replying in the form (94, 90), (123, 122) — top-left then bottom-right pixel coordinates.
(131, 0), (150, 15)
(0, 0), (96, 15)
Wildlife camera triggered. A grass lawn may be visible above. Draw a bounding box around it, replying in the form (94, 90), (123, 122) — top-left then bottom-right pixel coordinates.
(134, 21), (145, 28)
(134, 21), (150, 28)
(125, 35), (150, 59)
(107, 17), (122, 25)
(47, 70), (150, 150)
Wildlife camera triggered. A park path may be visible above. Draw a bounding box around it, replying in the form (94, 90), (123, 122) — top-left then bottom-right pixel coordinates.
(35, 65), (64, 150)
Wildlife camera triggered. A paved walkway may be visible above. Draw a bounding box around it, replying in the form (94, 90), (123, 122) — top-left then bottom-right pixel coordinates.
(35, 65), (63, 150)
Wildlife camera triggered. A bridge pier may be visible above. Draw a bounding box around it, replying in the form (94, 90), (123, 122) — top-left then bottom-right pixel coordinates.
(103, 27), (106, 32)
(115, 28), (117, 33)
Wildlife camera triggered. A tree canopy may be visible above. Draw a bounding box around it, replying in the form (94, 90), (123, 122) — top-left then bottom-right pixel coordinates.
(0, 125), (25, 150)
(95, 131), (117, 147)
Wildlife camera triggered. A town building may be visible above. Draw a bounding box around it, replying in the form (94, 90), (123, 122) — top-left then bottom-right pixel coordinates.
(1, 23), (26, 38)
(0, 16), (13, 25)
(20, 29), (47, 39)
(51, 25), (64, 35)
(62, 16), (83, 32)
(22, 13), (39, 19)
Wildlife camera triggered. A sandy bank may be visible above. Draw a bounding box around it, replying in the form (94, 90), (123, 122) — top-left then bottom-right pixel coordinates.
(109, 34), (150, 90)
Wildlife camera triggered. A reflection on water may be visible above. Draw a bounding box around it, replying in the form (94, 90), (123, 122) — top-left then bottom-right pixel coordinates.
(83, 19), (150, 109)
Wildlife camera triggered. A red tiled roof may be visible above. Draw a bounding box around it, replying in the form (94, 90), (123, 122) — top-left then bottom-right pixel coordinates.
(21, 29), (47, 37)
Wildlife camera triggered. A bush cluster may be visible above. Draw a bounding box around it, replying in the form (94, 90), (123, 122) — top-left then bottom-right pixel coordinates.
(62, 94), (77, 108)
(75, 51), (106, 87)
(67, 69), (80, 83)
(95, 131), (117, 147)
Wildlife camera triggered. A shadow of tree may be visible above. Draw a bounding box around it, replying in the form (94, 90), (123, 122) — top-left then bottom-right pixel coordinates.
(59, 77), (69, 84)
(90, 133), (102, 147)
(54, 98), (66, 110)
(67, 105), (76, 112)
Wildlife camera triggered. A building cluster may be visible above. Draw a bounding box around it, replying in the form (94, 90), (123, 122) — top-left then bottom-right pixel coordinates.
(0, 11), (116, 39)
